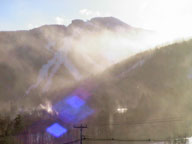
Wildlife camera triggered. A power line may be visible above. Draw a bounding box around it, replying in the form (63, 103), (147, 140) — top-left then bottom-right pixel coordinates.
(84, 137), (188, 143)
(61, 118), (189, 144)
(84, 137), (173, 142)
(88, 118), (184, 127)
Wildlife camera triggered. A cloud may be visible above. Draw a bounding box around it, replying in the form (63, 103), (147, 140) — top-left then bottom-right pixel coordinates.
(79, 9), (111, 17)
(80, 9), (100, 17)
(27, 24), (40, 30)
(55, 16), (71, 25)
(27, 24), (35, 29)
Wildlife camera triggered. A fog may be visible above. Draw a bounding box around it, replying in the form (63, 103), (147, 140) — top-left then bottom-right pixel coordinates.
(0, 17), (181, 117)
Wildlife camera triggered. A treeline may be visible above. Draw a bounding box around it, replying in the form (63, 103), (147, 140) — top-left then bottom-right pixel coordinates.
(0, 110), (55, 144)
(0, 114), (24, 137)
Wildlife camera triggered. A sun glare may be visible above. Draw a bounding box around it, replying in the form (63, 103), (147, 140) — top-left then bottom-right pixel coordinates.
(144, 0), (192, 39)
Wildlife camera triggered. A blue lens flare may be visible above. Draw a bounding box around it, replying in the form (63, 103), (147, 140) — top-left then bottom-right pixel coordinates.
(53, 95), (94, 123)
(46, 123), (67, 138)
(66, 96), (85, 109)
(45, 82), (96, 137)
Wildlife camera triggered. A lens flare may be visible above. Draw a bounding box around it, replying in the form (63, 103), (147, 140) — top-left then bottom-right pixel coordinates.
(46, 123), (67, 138)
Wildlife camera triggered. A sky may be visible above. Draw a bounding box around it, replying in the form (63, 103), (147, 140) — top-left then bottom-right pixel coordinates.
(1, 0), (192, 38)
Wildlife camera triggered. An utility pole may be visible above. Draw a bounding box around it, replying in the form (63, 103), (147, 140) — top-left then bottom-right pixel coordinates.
(73, 124), (87, 144)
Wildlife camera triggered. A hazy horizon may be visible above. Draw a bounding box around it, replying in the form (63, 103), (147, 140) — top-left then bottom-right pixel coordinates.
(1, 0), (192, 40)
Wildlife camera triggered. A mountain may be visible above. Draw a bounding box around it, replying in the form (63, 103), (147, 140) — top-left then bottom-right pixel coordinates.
(1, 16), (192, 141)
(0, 17), (158, 114)
(80, 39), (192, 140)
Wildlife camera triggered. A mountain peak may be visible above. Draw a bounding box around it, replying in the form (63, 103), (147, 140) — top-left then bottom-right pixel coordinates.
(68, 17), (131, 30)
(89, 17), (131, 29)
